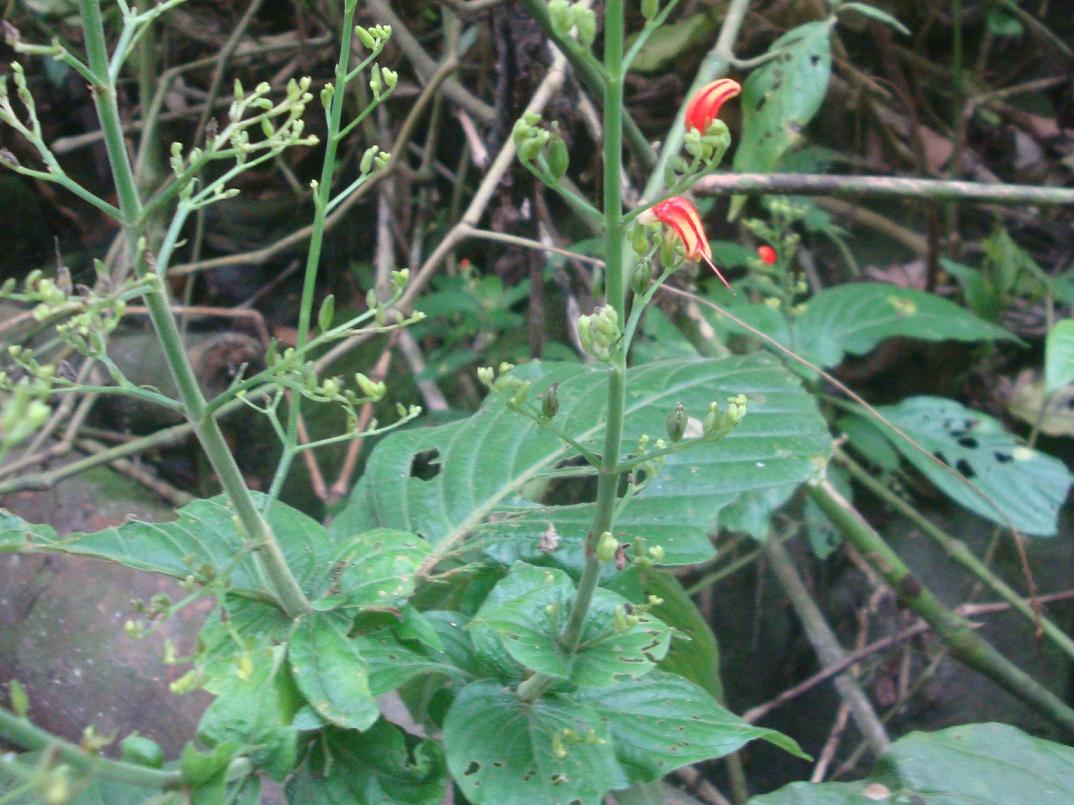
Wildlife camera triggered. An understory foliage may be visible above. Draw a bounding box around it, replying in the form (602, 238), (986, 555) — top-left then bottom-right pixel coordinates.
(1, 0), (1074, 803)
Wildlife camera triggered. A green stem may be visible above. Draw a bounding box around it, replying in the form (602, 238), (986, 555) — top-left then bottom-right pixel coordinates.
(808, 478), (1074, 737)
(836, 449), (1074, 662)
(0, 706), (181, 789)
(518, 0), (628, 704)
(77, 0), (309, 617)
(266, 0), (358, 504)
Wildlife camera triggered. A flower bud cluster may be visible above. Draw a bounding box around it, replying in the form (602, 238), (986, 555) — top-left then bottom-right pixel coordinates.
(547, 0), (597, 48)
(354, 24), (392, 51)
(576, 305), (620, 362)
(476, 361), (534, 410)
(612, 594), (665, 633)
(513, 114), (570, 183)
(0, 63), (39, 140)
(550, 726), (604, 759)
(0, 374), (50, 451)
(368, 64), (399, 99)
(168, 77), (319, 208)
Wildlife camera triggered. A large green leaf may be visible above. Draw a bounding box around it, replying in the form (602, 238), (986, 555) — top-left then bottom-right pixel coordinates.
(874, 396), (1071, 536)
(794, 283), (1013, 368)
(1045, 319), (1074, 392)
(443, 681), (622, 805)
(288, 611), (379, 730)
(752, 722), (1074, 804)
(310, 528), (430, 610)
(345, 356), (831, 570)
(717, 284), (1012, 373)
(733, 21), (834, 173)
(286, 722), (446, 804)
(474, 562), (671, 687)
(0, 494), (333, 596)
(574, 671), (807, 785)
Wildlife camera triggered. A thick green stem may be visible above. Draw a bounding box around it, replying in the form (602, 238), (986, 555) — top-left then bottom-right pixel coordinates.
(0, 707), (182, 789)
(836, 449), (1074, 662)
(77, 0), (309, 617)
(518, 0), (628, 703)
(808, 478), (1074, 737)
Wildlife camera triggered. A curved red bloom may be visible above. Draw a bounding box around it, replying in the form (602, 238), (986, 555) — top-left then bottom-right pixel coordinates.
(757, 245), (777, 265)
(651, 196), (732, 289)
(684, 78), (742, 132)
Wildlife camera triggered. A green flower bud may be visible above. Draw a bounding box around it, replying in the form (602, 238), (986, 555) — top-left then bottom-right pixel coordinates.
(631, 223), (650, 256)
(519, 130), (550, 162)
(703, 401), (720, 436)
(641, 0), (659, 20)
(665, 403), (687, 443)
(546, 132), (569, 180)
(317, 293), (335, 332)
(631, 260), (653, 295)
(574, 6), (596, 48)
(659, 231), (678, 267)
(354, 372), (386, 401)
(382, 67), (398, 91)
(391, 268), (410, 288)
(355, 25), (377, 50)
(360, 145), (379, 174)
(321, 377), (341, 397)
(477, 366), (495, 386)
(541, 382), (560, 419)
(8, 678), (28, 718)
(596, 531), (619, 562)
(548, 0), (572, 37)
(725, 393), (747, 425)
(121, 734), (164, 768)
(648, 545), (665, 563)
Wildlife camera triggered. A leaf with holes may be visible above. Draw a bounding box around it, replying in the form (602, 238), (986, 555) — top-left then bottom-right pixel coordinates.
(1045, 319), (1074, 393)
(733, 20), (834, 173)
(311, 528), (430, 610)
(0, 494), (333, 598)
(345, 356), (830, 573)
(874, 397), (1072, 536)
(573, 671), (807, 785)
(288, 611), (379, 730)
(286, 722), (446, 804)
(474, 563), (671, 686)
(443, 681), (622, 805)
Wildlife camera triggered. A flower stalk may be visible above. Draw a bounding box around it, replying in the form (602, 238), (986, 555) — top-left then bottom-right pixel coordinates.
(77, 0), (310, 617)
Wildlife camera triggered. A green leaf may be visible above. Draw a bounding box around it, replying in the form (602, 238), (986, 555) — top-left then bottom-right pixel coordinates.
(733, 21), (834, 173)
(286, 722), (446, 804)
(196, 647), (299, 780)
(836, 413), (900, 473)
(310, 528), (430, 610)
(443, 681), (621, 805)
(474, 562), (671, 686)
(637, 569), (722, 701)
(987, 7), (1024, 37)
(0, 494), (333, 598)
(752, 722), (1074, 804)
(353, 625), (468, 695)
(874, 397), (1072, 536)
(347, 356), (830, 571)
(574, 670), (807, 786)
(793, 283), (1013, 369)
(1045, 319), (1074, 392)
(838, 3), (911, 35)
(627, 12), (719, 73)
(289, 611), (379, 730)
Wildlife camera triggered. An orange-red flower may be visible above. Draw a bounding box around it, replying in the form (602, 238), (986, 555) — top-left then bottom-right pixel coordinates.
(650, 196), (732, 289)
(757, 245), (777, 265)
(684, 78), (741, 133)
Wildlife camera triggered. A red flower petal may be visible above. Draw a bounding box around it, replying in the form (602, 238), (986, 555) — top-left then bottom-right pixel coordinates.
(684, 78), (742, 132)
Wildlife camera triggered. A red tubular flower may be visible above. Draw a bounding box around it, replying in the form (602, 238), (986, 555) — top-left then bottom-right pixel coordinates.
(650, 196), (732, 290)
(757, 245), (777, 265)
(684, 78), (742, 132)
